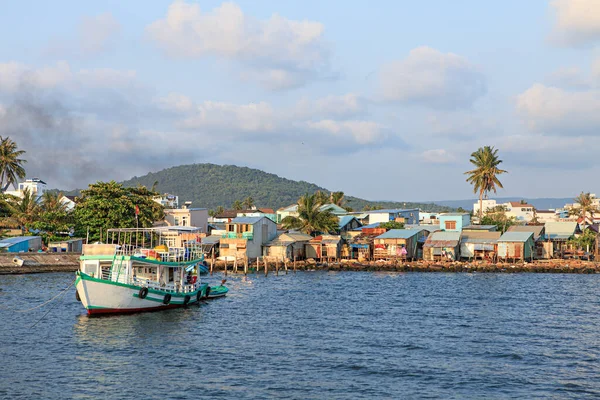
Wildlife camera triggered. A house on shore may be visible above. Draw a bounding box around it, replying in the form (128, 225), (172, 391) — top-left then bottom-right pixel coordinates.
(544, 221), (579, 257)
(264, 232), (312, 261)
(497, 231), (535, 261)
(423, 231), (461, 261)
(373, 229), (424, 260)
(219, 216), (278, 259)
(0, 236), (43, 253)
(460, 231), (501, 260)
(306, 235), (341, 261)
(163, 202), (208, 233)
(506, 225), (547, 258)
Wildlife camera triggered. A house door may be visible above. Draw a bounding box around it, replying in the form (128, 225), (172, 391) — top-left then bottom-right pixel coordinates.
(514, 244), (521, 258)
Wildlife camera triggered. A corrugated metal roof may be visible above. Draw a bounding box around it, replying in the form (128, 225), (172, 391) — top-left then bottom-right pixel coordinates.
(462, 231), (501, 243)
(338, 215), (357, 229)
(284, 233), (313, 242)
(546, 233), (572, 240)
(463, 225), (497, 231)
(506, 225), (544, 240)
(375, 229), (419, 239)
(498, 231), (534, 242)
(428, 231), (461, 241)
(545, 222), (577, 235)
(201, 235), (222, 245)
(0, 236), (40, 245)
(231, 216), (264, 224)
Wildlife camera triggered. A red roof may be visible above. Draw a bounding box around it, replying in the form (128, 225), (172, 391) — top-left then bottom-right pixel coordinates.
(509, 201), (534, 208)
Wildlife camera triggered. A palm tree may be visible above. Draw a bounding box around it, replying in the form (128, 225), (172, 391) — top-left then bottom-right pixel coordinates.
(330, 191), (345, 206)
(243, 197), (254, 210)
(6, 188), (40, 233)
(569, 192), (598, 228)
(214, 206), (225, 216)
(232, 200), (243, 210)
(282, 193), (339, 236)
(464, 146), (507, 221)
(314, 190), (329, 205)
(0, 136), (27, 191)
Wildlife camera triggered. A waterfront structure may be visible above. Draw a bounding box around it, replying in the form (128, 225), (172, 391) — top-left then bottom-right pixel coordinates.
(264, 232), (312, 261)
(497, 231), (535, 261)
(306, 235), (341, 261)
(220, 216), (278, 259)
(0, 236), (42, 252)
(544, 221), (579, 257)
(75, 227), (219, 315)
(373, 229), (424, 260)
(5, 178), (47, 200)
(423, 231), (461, 261)
(47, 238), (84, 253)
(438, 213), (471, 232)
(460, 231), (501, 260)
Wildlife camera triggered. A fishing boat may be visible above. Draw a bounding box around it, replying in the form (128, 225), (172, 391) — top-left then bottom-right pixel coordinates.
(75, 227), (212, 315)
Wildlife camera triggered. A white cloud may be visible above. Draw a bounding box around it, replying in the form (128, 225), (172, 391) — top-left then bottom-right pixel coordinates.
(181, 101), (276, 132)
(146, 1), (330, 89)
(378, 46), (486, 109)
(545, 66), (592, 89)
(295, 93), (364, 119)
(516, 83), (600, 135)
(79, 13), (121, 55)
(156, 93), (194, 113)
(421, 149), (456, 164)
(550, 0), (600, 46)
(306, 120), (386, 145)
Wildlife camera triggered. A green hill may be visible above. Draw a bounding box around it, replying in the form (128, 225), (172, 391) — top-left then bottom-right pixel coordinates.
(116, 163), (453, 213)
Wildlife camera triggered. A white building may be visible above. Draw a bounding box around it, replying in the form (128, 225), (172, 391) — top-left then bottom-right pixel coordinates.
(472, 199), (498, 216)
(60, 195), (77, 211)
(154, 193), (179, 208)
(163, 202), (208, 233)
(5, 178), (47, 199)
(505, 202), (535, 222)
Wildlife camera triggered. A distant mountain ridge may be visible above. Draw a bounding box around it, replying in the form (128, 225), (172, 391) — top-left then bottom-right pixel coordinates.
(116, 163), (454, 212)
(432, 197), (574, 211)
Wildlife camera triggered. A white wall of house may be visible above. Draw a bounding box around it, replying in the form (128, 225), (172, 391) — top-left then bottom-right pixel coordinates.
(473, 199), (497, 215)
(505, 203), (535, 222)
(165, 208), (208, 233)
(246, 218), (278, 258)
(5, 178), (47, 199)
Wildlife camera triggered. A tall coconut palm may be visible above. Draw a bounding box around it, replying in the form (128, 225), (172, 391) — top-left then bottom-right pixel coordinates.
(6, 188), (40, 233)
(0, 136), (27, 191)
(330, 191), (345, 206)
(569, 192), (598, 228)
(282, 193), (339, 236)
(314, 190), (329, 205)
(464, 146), (507, 220)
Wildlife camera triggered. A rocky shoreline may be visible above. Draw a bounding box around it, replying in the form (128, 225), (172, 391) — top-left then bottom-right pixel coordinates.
(2, 254), (600, 275)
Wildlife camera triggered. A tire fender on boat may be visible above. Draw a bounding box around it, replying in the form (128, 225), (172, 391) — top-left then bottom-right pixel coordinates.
(196, 290), (202, 302)
(76, 290), (81, 302)
(205, 286), (211, 299)
(163, 293), (171, 305)
(139, 287), (149, 300)
(183, 295), (191, 305)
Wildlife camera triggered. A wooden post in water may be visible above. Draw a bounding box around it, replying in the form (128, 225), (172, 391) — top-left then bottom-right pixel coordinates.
(244, 255), (248, 275)
(284, 256), (288, 275)
(256, 257), (259, 275)
(210, 247), (215, 275)
(234, 256), (238, 274)
(264, 256), (268, 276)
(294, 255), (297, 273)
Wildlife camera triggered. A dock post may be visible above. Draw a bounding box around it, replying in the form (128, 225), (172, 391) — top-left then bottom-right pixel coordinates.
(256, 257), (259, 275)
(234, 256), (238, 274)
(264, 257), (268, 276)
(244, 256), (248, 275)
(294, 255), (297, 273)
(210, 248), (215, 276)
(284, 256), (288, 275)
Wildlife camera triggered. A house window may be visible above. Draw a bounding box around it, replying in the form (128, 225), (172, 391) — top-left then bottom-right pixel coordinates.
(181, 216), (189, 226)
(445, 221), (456, 230)
(174, 216), (180, 226)
(228, 225), (235, 232)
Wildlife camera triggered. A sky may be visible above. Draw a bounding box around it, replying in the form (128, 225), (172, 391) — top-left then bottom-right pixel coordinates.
(1, 0), (599, 202)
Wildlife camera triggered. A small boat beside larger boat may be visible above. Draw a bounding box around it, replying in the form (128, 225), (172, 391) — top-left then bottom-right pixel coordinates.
(75, 227), (226, 315)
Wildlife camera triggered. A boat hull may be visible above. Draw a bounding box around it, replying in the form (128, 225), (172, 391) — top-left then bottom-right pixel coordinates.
(206, 285), (228, 299)
(76, 272), (208, 315)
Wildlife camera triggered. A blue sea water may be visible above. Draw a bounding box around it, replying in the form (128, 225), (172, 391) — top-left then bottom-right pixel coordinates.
(1, 271), (600, 399)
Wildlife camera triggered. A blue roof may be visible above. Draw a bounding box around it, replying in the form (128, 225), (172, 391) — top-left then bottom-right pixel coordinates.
(231, 216), (264, 224)
(0, 236), (40, 245)
(338, 215), (357, 229)
(498, 231), (533, 242)
(376, 229), (419, 239)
